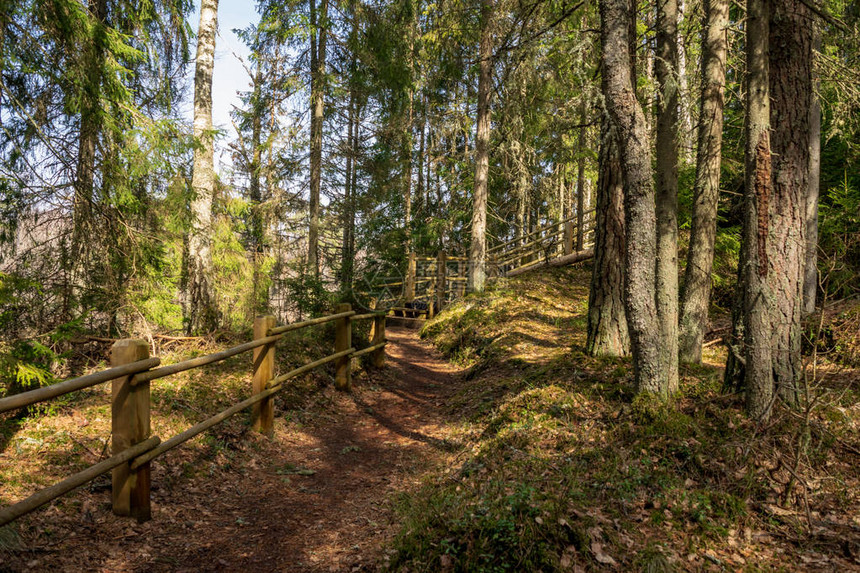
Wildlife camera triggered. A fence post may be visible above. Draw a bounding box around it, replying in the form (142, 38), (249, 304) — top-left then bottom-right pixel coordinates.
(564, 220), (574, 255)
(371, 314), (386, 368)
(335, 303), (352, 391)
(253, 315), (277, 437)
(436, 250), (447, 311)
(404, 251), (416, 305)
(111, 339), (152, 521)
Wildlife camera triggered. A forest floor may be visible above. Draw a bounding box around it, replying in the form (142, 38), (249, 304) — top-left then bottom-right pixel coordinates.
(390, 265), (860, 572)
(0, 328), (466, 572)
(2, 265), (860, 572)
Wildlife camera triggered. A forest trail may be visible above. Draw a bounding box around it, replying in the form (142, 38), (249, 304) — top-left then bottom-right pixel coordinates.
(8, 328), (463, 573)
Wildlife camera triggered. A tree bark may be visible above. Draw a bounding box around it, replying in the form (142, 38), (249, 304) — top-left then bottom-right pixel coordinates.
(308, 0), (328, 277)
(249, 67), (266, 318)
(575, 103), (587, 251)
(768, 0), (811, 407)
(677, 0), (695, 164)
(600, 0), (663, 395)
(741, 0), (773, 421)
(70, 0), (108, 307)
(468, 0), (493, 293)
(804, 25), (821, 316)
(587, 116), (630, 357)
(341, 76), (358, 293)
(679, 0), (729, 363)
(185, 0), (219, 334)
(655, 0), (680, 393)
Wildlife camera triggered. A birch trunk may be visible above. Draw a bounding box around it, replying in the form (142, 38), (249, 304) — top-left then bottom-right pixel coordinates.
(804, 26), (821, 316)
(185, 0), (219, 334)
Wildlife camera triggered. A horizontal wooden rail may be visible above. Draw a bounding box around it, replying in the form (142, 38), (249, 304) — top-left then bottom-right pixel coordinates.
(266, 347), (356, 388)
(0, 436), (161, 527)
(0, 358), (161, 414)
(488, 209), (594, 254)
(352, 312), (386, 321)
(352, 342), (387, 358)
(268, 311), (355, 336)
(132, 336), (282, 385)
(388, 306), (429, 315)
(0, 305), (389, 529)
(129, 385), (283, 471)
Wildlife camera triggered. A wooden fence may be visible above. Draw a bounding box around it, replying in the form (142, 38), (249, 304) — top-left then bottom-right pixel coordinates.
(488, 209), (596, 277)
(0, 304), (386, 526)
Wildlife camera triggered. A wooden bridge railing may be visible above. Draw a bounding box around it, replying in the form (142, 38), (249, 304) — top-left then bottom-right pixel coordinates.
(384, 211), (596, 316)
(488, 209), (596, 276)
(0, 304), (386, 527)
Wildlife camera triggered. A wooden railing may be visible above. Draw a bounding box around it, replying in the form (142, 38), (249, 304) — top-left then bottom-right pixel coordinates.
(382, 212), (595, 318)
(488, 209), (596, 277)
(0, 304), (386, 526)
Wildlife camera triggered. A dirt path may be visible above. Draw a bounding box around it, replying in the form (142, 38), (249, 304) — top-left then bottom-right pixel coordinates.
(6, 327), (463, 573)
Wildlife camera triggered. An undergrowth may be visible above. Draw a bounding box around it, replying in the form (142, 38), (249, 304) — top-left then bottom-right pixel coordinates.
(388, 265), (860, 572)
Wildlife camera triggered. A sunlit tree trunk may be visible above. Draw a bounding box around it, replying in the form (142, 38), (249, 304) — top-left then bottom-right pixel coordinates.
(679, 0), (729, 363)
(600, 0), (663, 395)
(740, 0), (773, 421)
(804, 25), (821, 316)
(185, 0), (219, 334)
(308, 0), (328, 277)
(587, 115), (630, 357)
(768, 0), (811, 407)
(468, 0), (493, 292)
(70, 0), (108, 314)
(655, 0), (680, 393)
(249, 67), (266, 318)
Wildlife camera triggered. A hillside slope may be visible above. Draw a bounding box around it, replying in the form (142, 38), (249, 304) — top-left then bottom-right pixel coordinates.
(388, 265), (860, 572)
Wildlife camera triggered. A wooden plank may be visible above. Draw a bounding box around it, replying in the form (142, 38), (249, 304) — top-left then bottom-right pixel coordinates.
(266, 348), (356, 388)
(130, 385), (283, 471)
(252, 315), (277, 437)
(0, 358), (160, 414)
(268, 310), (355, 336)
(505, 248), (594, 277)
(111, 339), (152, 521)
(133, 335), (281, 385)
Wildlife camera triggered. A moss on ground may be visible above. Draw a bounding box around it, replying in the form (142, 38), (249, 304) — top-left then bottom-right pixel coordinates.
(389, 265), (860, 572)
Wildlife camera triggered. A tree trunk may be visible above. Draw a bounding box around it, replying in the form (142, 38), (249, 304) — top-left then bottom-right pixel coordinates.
(655, 0), (680, 393)
(308, 0), (328, 277)
(677, 0), (695, 164)
(587, 116), (630, 357)
(741, 0), (773, 421)
(249, 67), (266, 318)
(768, 0), (811, 407)
(679, 0), (729, 363)
(575, 103), (587, 251)
(600, 0), (663, 394)
(804, 26), (821, 316)
(468, 0), (493, 293)
(185, 0), (219, 334)
(70, 0), (108, 304)
(341, 78), (358, 292)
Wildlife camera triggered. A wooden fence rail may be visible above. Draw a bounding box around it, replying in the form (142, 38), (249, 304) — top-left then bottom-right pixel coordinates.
(0, 305), (386, 527)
